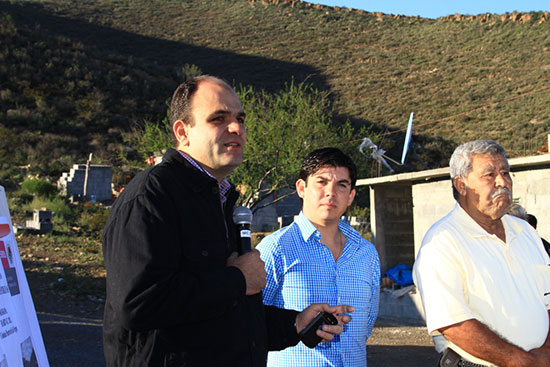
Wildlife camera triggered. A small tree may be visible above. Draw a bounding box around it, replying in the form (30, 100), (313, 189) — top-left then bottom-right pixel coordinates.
(123, 104), (172, 159)
(232, 81), (356, 212)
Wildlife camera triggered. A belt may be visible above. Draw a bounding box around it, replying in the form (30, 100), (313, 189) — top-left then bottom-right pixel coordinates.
(458, 360), (487, 367)
(440, 348), (488, 367)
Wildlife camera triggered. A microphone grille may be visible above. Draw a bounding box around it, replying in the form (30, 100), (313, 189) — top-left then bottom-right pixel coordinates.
(233, 206), (253, 225)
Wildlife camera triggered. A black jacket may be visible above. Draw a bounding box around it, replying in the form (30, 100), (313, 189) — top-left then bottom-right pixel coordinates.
(103, 148), (299, 367)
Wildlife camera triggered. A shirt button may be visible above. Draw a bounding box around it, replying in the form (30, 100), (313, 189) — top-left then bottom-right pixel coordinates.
(201, 250), (209, 256)
(212, 187), (219, 194)
(338, 297), (341, 303)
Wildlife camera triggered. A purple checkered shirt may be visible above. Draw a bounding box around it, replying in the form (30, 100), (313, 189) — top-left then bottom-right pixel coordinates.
(177, 150), (231, 204)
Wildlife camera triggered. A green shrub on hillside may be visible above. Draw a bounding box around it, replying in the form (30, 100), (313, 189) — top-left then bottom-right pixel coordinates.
(87, 210), (109, 234)
(22, 196), (73, 219)
(20, 178), (57, 198)
(177, 63), (203, 81)
(125, 112), (172, 158)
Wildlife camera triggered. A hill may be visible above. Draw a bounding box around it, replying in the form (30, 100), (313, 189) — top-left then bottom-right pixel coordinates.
(1, 0), (549, 187)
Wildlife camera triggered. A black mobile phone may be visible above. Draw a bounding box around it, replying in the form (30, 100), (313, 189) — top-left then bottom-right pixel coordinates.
(298, 311), (338, 348)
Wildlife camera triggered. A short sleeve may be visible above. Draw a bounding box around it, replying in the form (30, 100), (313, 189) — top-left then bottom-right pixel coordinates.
(413, 229), (474, 334)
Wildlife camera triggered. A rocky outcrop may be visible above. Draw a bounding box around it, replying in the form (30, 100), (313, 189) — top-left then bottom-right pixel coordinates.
(444, 11), (547, 24)
(245, 0), (548, 24)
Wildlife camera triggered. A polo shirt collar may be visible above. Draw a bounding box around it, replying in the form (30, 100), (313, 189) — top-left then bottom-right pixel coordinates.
(452, 203), (522, 242)
(452, 203), (489, 238)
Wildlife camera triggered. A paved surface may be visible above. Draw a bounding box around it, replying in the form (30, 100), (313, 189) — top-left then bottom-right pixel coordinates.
(38, 311), (105, 367)
(367, 317), (439, 367)
(368, 345), (438, 366)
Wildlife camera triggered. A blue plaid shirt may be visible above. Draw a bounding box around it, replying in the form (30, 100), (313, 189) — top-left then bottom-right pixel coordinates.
(257, 212), (380, 367)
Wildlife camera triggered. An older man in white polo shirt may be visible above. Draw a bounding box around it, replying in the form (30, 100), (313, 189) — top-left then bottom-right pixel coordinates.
(413, 140), (550, 367)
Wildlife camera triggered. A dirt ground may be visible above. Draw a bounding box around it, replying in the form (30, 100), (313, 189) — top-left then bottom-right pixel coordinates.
(31, 288), (438, 367)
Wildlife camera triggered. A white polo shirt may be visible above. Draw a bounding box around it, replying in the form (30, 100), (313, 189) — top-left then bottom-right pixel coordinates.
(413, 204), (550, 366)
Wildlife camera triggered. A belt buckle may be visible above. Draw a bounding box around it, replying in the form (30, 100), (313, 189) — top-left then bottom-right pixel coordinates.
(440, 348), (461, 367)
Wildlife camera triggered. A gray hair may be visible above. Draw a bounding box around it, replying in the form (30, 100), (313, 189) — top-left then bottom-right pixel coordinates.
(449, 140), (508, 200)
(505, 203), (528, 220)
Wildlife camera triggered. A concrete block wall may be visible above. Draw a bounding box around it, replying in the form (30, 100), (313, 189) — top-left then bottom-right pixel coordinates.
(274, 189), (301, 217)
(412, 180), (455, 256)
(252, 203), (278, 232)
(252, 189), (301, 232)
(25, 209), (53, 233)
(370, 184), (415, 274)
(58, 164), (113, 202)
(510, 169), (550, 241)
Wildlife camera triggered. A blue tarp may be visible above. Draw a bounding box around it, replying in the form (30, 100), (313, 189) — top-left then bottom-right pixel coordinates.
(385, 264), (414, 287)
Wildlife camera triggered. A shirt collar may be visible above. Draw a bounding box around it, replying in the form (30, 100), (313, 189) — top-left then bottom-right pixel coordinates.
(452, 203), (489, 238)
(177, 150), (231, 202)
(452, 203), (521, 242)
(294, 211), (362, 247)
(295, 212), (319, 243)
(339, 220), (362, 245)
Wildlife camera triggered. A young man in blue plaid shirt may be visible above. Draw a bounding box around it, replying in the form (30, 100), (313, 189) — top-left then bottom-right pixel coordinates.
(257, 147), (381, 367)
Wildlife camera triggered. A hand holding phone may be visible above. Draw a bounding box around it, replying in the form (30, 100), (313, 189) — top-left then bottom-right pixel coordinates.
(298, 312), (338, 348)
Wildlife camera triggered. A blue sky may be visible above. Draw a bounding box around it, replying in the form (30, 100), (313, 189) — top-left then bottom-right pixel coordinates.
(307, 1), (549, 19)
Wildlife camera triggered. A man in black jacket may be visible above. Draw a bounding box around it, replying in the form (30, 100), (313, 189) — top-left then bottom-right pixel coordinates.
(102, 75), (353, 366)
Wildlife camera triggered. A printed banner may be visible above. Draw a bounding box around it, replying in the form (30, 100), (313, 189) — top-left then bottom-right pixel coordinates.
(0, 186), (49, 366)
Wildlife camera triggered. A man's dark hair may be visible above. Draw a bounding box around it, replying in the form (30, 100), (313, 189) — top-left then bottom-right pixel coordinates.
(169, 75), (232, 146)
(299, 147), (357, 189)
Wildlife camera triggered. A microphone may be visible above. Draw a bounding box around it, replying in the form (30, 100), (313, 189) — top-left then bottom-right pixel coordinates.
(232, 206), (253, 254)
